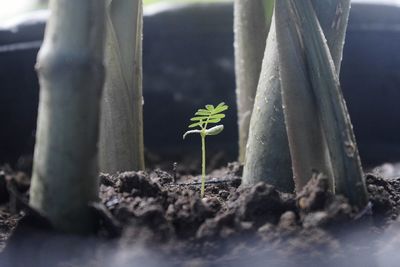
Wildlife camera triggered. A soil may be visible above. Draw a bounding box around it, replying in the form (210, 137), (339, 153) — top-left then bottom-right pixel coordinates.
(1, 161), (400, 267)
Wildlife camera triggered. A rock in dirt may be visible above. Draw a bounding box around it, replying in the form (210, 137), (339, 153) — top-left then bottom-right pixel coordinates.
(149, 169), (174, 185)
(297, 173), (333, 212)
(196, 211), (237, 240)
(366, 173), (400, 224)
(238, 182), (288, 226)
(116, 171), (161, 197)
(278, 211), (298, 231)
(166, 190), (215, 239)
(296, 174), (355, 230)
(302, 196), (353, 230)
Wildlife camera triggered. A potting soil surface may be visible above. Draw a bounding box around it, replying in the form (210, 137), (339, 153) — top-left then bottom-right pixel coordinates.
(1, 162), (400, 267)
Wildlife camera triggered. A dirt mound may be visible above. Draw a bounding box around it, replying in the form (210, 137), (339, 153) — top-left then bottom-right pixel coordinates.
(1, 163), (400, 266)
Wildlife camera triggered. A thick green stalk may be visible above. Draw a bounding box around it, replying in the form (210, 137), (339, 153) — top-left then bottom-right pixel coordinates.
(234, 0), (273, 163)
(242, 17), (294, 192)
(243, 0), (351, 193)
(275, 2), (330, 192)
(290, 0), (368, 208)
(201, 133), (206, 198)
(29, 0), (105, 233)
(99, 0), (144, 173)
(312, 0), (351, 74)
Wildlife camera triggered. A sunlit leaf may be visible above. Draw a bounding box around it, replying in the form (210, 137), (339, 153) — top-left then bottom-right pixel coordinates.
(186, 103), (228, 132)
(209, 114), (225, 120)
(190, 117), (207, 121)
(216, 102), (226, 109)
(189, 122), (203, 128)
(205, 125), (224, 136)
(195, 110), (211, 116)
(206, 118), (221, 124)
(212, 104), (228, 114)
(206, 104), (214, 111)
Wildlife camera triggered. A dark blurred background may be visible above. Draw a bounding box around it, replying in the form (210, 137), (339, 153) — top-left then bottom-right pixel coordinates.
(0, 0), (399, 170)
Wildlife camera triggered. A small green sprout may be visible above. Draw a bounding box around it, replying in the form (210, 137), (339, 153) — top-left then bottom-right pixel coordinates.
(183, 102), (229, 198)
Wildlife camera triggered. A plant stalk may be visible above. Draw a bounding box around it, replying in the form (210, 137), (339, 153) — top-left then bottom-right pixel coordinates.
(201, 133), (206, 198)
(234, 0), (273, 162)
(242, 16), (294, 192)
(290, 0), (368, 208)
(243, 0), (352, 193)
(29, 0), (106, 233)
(99, 0), (145, 173)
(275, 0), (331, 192)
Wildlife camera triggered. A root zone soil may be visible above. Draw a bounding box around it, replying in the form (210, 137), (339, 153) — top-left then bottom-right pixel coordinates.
(0, 162), (400, 267)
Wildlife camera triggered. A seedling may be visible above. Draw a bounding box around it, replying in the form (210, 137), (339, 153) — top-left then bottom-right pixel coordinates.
(183, 102), (229, 198)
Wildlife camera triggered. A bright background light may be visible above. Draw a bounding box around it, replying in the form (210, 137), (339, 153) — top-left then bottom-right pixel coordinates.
(0, 0), (38, 21)
(0, 0), (399, 23)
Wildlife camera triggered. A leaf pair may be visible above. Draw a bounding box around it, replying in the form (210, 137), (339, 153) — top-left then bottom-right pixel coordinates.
(183, 125), (225, 140)
(188, 102), (229, 129)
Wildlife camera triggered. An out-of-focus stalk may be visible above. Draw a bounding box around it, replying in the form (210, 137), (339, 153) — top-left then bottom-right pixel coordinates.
(99, 0), (145, 173)
(30, 0), (106, 233)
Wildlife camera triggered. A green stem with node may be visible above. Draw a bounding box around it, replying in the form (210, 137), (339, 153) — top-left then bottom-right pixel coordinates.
(201, 131), (206, 198)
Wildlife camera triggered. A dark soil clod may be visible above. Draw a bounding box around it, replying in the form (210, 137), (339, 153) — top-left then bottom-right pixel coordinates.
(238, 183), (287, 226)
(115, 171), (162, 197)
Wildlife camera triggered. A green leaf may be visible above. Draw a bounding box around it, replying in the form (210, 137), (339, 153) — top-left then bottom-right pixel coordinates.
(189, 122), (204, 128)
(205, 125), (224, 136)
(190, 117), (207, 121)
(209, 114), (225, 120)
(212, 105), (228, 114)
(216, 102), (225, 108)
(206, 118), (221, 124)
(183, 129), (202, 139)
(206, 104), (214, 111)
(195, 110), (211, 116)
(185, 102), (229, 131)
